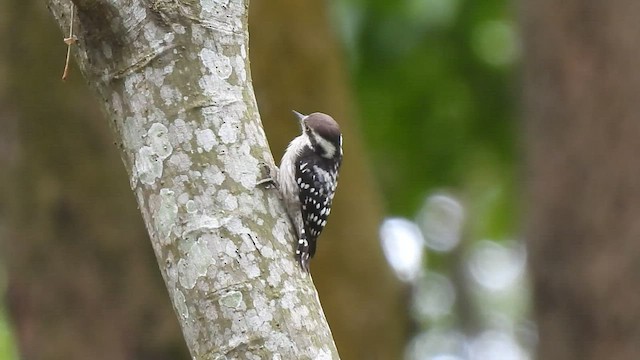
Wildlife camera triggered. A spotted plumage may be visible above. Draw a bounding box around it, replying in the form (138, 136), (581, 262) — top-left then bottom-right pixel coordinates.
(277, 111), (343, 271)
(296, 155), (340, 259)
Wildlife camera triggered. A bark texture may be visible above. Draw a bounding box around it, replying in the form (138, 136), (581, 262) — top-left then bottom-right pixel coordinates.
(43, 0), (339, 358)
(0, 1), (189, 359)
(522, 1), (640, 359)
(1, 0), (405, 358)
(250, 2), (408, 359)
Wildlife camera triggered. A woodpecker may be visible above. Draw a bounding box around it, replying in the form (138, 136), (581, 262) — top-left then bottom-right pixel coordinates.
(278, 111), (343, 271)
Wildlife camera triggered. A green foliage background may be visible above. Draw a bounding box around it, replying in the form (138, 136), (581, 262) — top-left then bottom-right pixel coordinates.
(0, 0), (515, 358)
(332, 0), (526, 356)
(0, 274), (15, 359)
(335, 0), (516, 237)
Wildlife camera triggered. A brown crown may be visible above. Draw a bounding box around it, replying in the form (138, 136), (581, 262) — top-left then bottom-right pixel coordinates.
(304, 112), (341, 143)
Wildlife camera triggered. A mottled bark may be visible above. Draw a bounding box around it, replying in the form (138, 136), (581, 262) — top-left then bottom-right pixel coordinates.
(250, 2), (408, 359)
(44, 0), (339, 358)
(0, 1), (189, 359)
(522, 1), (640, 359)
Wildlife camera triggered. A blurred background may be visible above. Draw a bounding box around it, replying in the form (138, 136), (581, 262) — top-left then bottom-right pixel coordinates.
(0, 0), (523, 359)
(2, 0), (639, 359)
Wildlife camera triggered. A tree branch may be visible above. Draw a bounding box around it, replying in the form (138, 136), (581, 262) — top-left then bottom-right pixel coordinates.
(46, 0), (340, 358)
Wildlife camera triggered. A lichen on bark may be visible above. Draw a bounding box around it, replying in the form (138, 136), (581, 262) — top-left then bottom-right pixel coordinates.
(46, 0), (340, 358)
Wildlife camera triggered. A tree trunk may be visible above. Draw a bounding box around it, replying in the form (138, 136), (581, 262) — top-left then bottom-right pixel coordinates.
(522, 1), (640, 359)
(0, 1), (189, 359)
(250, 2), (408, 359)
(44, 0), (339, 358)
(2, 0), (406, 358)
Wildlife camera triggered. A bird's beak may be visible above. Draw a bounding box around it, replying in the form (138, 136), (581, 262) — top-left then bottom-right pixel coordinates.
(292, 110), (306, 130)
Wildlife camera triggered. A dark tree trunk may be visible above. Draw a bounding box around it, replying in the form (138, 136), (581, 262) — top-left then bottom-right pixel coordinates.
(0, 2), (188, 359)
(250, 2), (408, 359)
(522, 1), (640, 359)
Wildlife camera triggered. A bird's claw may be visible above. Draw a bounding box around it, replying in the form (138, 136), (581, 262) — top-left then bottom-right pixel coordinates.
(257, 162), (279, 189)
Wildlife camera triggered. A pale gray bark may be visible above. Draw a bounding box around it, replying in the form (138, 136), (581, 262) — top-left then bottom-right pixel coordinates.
(46, 0), (340, 358)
